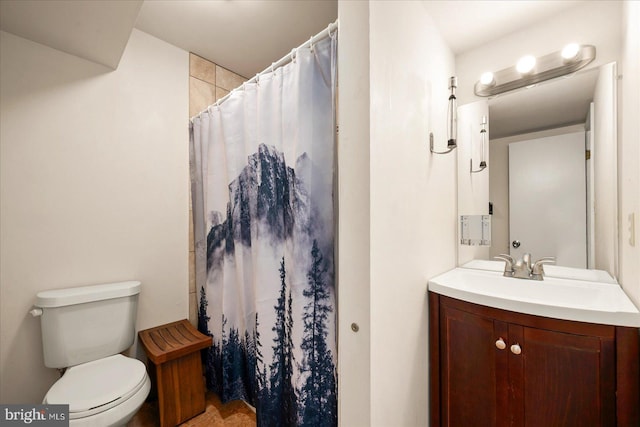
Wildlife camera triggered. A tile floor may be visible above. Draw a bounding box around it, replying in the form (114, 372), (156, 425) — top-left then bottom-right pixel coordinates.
(128, 391), (256, 427)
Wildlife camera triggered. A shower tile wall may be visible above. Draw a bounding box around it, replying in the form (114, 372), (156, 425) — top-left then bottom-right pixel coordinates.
(188, 53), (246, 326)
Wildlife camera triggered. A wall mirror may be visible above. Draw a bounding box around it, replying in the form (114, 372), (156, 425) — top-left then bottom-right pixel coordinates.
(458, 63), (619, 279)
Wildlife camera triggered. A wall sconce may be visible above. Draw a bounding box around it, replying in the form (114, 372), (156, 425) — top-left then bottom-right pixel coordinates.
(430, 76), (458, 154)
(474, 44), (595, 97)
(470, 116), (488, 173)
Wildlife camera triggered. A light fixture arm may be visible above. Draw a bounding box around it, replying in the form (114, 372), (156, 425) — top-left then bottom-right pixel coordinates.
(430, 133), (456, 154)
(430, 76), (458, 155)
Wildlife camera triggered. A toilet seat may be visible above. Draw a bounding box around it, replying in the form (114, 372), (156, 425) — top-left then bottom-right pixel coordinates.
(44, 354), (148, 420)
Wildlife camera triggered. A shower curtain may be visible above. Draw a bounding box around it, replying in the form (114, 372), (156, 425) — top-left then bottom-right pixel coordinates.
(189, 33), (337, 427)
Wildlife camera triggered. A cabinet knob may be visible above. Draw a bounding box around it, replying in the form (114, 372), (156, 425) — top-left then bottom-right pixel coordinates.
(510, 344), (522, 355)
(495, 338), (506, 350)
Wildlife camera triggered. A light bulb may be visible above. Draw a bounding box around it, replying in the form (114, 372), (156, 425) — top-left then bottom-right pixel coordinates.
(516, 55), (536, 74)
(480, 72), (495, 86)
(561, 43), (580, 62)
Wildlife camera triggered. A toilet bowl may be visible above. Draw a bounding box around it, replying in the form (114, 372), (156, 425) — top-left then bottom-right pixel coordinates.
(32, 281), (150, 427)
(43, 355), (150, 426)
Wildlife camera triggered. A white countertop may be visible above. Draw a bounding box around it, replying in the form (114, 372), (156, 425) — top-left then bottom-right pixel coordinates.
(428, 266), (640, 327)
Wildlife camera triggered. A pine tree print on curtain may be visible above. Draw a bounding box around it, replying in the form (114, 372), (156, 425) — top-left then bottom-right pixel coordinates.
(299, 241), (337, 426)
(189, 33), (338, 427)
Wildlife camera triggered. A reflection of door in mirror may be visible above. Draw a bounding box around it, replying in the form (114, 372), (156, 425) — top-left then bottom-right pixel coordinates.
(509, 131), (587, 268)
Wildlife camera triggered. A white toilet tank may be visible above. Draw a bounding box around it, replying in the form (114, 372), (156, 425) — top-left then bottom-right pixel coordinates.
(33, 281), (141, 368)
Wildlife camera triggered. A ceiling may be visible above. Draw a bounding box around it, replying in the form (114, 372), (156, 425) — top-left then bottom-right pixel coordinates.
(421, 0), (585, 54)
(135, 0), (338, 79)
(0, 0), (588, 78)
(0, 0), (596, 136)
(0, 0), (142, 69)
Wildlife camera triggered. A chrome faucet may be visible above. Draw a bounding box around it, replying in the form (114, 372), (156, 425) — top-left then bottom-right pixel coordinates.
(514, 253), (532, 279)
(494, 253), (555, 280)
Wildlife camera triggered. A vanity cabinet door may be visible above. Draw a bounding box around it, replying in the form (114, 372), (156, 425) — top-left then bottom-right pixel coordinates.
(429, 293), (637, 427)
(439, 304), (509, 427)
(509, 324), (616, 426)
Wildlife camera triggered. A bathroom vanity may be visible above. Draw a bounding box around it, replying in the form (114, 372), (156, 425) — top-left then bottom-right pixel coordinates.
(428, 266), (640, 426)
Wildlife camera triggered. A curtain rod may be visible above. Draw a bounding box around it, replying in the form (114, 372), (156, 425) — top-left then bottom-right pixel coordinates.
(190, 19), (338, 123)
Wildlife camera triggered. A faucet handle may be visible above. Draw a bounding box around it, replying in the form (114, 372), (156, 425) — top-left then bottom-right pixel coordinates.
(494, 254), (515, 277)
(494, 254), (514, 264)
(532, 256), (556, 277)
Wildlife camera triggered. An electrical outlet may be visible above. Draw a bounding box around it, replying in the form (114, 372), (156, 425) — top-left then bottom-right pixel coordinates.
(629, 213), (636, 247)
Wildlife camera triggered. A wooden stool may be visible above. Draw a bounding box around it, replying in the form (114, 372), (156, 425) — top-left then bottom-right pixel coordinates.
(138, 319), (212, 427)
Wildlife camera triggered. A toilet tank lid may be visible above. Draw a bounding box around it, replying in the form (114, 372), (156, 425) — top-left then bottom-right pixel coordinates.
(35, 281), (141, 308)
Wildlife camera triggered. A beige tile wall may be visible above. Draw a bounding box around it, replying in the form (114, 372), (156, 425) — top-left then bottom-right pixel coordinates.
(188, 53), (246, 326)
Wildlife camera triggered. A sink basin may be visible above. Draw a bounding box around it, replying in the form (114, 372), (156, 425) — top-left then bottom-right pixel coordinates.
(461, 259), (618, 284)
(428, 267), (640, 327)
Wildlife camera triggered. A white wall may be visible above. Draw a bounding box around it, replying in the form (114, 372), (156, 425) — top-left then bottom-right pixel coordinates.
(0, 29), (189, 403)
(337, 2), (371, 425)
(338, 1), (455, 425)
(369, 1), (455, 425)
(619, 1), (640, 304)
(456, 1), (622, 105)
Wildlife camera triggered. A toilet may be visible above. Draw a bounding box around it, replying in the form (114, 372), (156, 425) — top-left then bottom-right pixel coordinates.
(31, 281), (150, 426)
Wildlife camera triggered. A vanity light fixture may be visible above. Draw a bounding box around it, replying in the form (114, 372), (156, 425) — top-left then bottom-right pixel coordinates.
(470, 116), (488, 173)
(474, 44), (596, 97)
(430, 76), (458, 154)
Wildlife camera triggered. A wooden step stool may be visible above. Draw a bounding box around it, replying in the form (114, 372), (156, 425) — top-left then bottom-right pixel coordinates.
(139, 319), (212, 427)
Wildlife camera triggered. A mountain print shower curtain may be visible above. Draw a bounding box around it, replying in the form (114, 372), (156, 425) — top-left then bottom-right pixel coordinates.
(189, 34), (337, 427)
